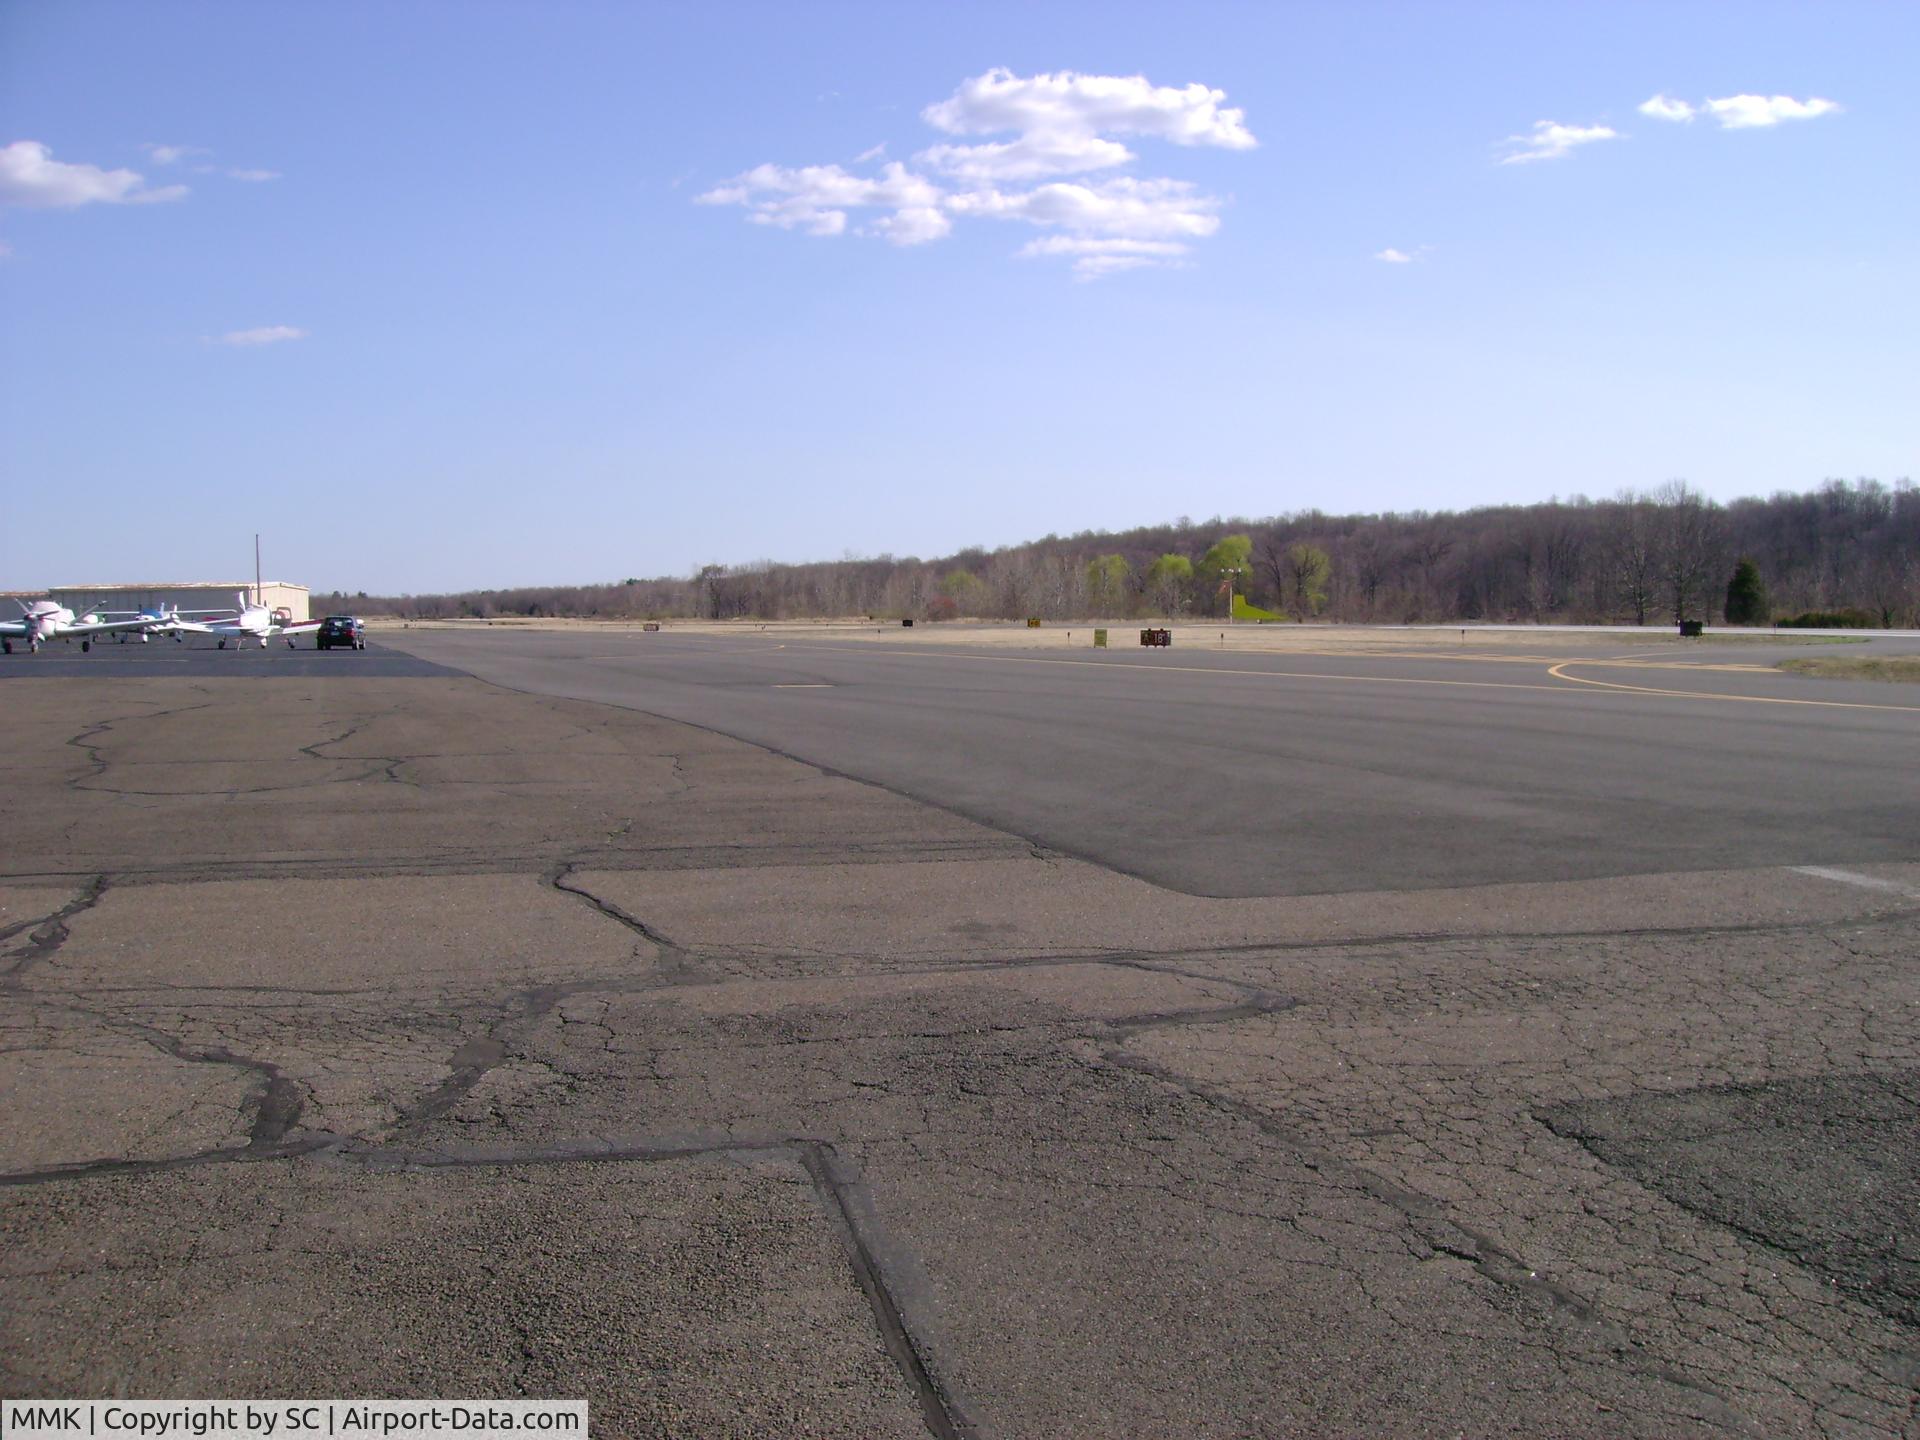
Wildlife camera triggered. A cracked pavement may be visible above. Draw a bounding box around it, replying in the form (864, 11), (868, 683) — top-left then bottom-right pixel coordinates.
(1, 668), (1916, 1436)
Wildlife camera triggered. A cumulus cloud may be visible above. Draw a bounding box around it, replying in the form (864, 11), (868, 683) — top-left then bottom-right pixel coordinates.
(1705, 93), (1840, 129)
(1499, 120), (1618, 164)
(947, 175), (1220, 240)
(699, 68), (1255, 277)
(917, 69), (1253, 183)
(214, 325), (307, 347)
(1017, 235), (1191, 280)
(140, 142), (203, 166)
(923, 68), (1256, 150)
(868, 205), (952, 245)
(917, 132), (1135, 183)
(1639, 92), (1839, 131)
(145, 143), (280, 183)
(1638, 94), (1696, 123)
(1374, 247), (1414, 263)
(696, 161), (944, 242)
(0, 141), (188, 209)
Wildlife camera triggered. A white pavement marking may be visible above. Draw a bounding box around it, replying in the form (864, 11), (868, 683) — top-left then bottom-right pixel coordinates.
(1791, 866), (1920, 899)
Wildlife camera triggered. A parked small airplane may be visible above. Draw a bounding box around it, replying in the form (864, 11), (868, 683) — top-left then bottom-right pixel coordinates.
(170, 592), (323, 649)
(109, 606), (187, 643)
(1, 599), (177, 655)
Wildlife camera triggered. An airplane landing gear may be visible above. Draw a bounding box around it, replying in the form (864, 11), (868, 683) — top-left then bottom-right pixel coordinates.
(1, 639), (10, 654)
(218, 639), (227, 649)
(81, 640), (91, 652)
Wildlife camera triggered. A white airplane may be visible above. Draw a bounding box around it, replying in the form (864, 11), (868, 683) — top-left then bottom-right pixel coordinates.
(170, 592), (323, 649)
(101, 605), (189, 644)
(1, 599), (179, 655)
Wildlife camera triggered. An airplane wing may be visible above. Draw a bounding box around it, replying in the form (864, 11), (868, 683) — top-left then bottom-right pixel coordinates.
(61, 616), (183, 638)
(0, 619), (27, 639)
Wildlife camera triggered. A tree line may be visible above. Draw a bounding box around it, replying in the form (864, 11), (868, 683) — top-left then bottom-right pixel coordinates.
(319, 478), (1919, 628)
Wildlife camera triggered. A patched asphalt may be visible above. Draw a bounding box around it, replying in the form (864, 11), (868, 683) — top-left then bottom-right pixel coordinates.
(2, 658), (1916, 1437)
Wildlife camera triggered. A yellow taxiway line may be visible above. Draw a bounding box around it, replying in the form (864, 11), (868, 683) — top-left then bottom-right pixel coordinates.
(1544, 662), (1920, 713)
(761, 640), (1920, 715)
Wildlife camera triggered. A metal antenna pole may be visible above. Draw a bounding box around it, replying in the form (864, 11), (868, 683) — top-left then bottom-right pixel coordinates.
(255, 534), (262, 606)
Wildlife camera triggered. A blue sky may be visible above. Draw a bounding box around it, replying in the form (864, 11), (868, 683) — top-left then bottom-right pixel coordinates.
(3, 0), (1914, 593)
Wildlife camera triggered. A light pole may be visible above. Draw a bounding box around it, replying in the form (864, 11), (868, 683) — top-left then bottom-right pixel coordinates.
(1226, 566), (1243, 623)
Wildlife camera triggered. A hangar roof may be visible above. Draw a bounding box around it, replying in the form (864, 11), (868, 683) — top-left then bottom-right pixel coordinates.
(51, 580), (308, 590)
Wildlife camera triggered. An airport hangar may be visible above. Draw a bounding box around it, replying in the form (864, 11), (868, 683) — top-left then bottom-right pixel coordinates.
(2, 581), (311, 622)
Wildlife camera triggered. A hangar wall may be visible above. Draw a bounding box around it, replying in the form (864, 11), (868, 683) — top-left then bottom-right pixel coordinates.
(47, 582), (311, 623)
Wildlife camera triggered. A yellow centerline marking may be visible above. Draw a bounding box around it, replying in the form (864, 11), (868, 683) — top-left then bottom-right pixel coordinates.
(1545, 662), (1920, 713)
(733, 639), (1920, 715)
(794, 643), (1590, 696)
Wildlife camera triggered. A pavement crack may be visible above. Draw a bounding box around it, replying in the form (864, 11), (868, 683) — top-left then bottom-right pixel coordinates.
(0, 875), (108, 985)
(63, 700), (215, 795)
(0, 1136), (335, 1188)
(1105, 992), (1298, 1035)
(545, 862), (697, 976)
(1090, 1015), (1764, 1434)
(334, 1133), (976, 1439)
(798, 1142), (976, 1440)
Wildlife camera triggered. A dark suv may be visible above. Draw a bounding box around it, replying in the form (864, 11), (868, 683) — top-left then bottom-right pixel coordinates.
(317, 616), (366, 651)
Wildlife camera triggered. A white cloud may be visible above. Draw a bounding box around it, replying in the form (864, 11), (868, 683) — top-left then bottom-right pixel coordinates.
(948, 176), (1220, 241)
(0, 140), (188, 209)
(854, 143), (887, 163)
(868, 205), (952, 245)
(700, 69), (1255, 277)
(1374, 247), (1414, 263)
(1638, 94), (1696, 123)
(1638, 92), (1840, 131)
(1018, 235), (1191, 279)
(1499, 120), (1618, 164)
(144, 143), (280, 182)
(1019, 236), (1190, 258)
(923, 68), (1256, 151)
(141, 142), (203, 166)
(214, 325), (307, 347)
(697, 161), (943, 242)
(1705, 93), (1839, 129)
(917, 132), (1135, 183)
(917, 68), (1253, 183)
(1071, 254), (1162, 279)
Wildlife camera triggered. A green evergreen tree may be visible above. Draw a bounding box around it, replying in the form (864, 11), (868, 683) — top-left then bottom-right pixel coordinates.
(1723, 557), (1768, 625)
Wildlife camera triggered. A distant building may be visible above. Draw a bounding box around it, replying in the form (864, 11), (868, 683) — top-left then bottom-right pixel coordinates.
(25, 581), (311, 623)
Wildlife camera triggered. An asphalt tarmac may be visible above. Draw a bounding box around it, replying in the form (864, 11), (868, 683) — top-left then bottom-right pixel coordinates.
(0, 637), (459, 679)
(378, 626), (1920, 897)
(2, 635), (1916, 1438)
